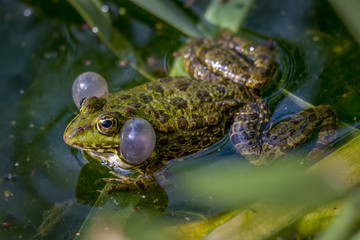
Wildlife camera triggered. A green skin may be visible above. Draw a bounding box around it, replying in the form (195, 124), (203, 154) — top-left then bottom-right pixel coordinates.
(64, 31), (338, 192)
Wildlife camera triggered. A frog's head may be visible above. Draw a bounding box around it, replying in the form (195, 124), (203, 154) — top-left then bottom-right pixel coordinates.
(64, 96), (158, 170)
(63, 96), (128, 155)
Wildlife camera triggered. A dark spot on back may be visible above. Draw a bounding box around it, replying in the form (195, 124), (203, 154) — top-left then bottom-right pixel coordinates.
(196, 90), (212, 102)
(214, 129), (224, 138)
(177, 117), (188, 130)
(308, 113), (317, 122)
(128, 101), (142, 109)
(154, 110), (169, 123)
(158, 138), (168, 145)
(159, 77), (173, 83)
(111, 105), (123, 109)
(118, 94), (131, 100)
(202, 139), (211, 147)
(169, 145), (182, 152)
(215, 86), (226, 95)
(191, 114), (203, 127)
(147, 85), (164, 94)
(205, 113), (220, 125)
(177, 136), (186, 144)
(191, 137), (200, 145)
(174, 81), (190, 91)
(124, 107), (133, 113)
(139, 94), (153, 103)
(170, 97), (188, 109)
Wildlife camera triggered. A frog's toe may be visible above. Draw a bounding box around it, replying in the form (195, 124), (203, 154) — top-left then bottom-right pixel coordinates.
(99, 176), (135, 193)
(100, 174), (162, 193)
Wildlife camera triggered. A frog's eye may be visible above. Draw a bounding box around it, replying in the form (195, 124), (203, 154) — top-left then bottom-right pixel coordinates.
(120, 118), (156, 165)
(96, 115), (119, 135)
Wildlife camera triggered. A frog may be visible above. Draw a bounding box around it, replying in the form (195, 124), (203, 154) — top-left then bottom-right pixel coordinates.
(63, 30), (338, 192)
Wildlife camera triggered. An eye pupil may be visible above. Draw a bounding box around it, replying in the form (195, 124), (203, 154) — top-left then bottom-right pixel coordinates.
(102, 120), (113, 128)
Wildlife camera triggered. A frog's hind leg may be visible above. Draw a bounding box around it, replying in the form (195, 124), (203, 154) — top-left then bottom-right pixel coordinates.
(301, 105), (338, 162)
(229, 100), (270, 164)
(261, 105), (337, 165)
(230, 103), (338, 166)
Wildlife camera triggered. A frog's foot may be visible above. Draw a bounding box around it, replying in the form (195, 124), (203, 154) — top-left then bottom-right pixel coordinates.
(100, 173), (161, 194)
(230, 102), (338, 165)
(300, 105), (338, 163)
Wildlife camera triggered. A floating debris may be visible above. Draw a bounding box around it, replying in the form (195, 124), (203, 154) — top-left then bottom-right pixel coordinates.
(32, 199), (75, 239)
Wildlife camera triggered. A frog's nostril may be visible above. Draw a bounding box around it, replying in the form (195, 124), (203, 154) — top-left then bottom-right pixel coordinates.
(63, 132), (72, 144)
(63, 126), (84, 144)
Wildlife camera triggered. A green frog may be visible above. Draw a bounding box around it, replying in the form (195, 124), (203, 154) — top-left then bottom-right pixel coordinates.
(63, 31), (338, 192)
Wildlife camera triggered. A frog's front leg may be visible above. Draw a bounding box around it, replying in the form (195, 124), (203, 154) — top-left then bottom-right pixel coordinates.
(100, 173), (161, 194)
(230, 102), (338, 165)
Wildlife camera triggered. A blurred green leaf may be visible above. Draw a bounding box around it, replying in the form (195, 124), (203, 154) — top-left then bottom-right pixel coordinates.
(130, 0), (203, 37)
(169, 56), (187, 76)
(205, 0), (255, 32)
(183, 162), (342, 205)
(350, 229), (360, 240)
(285, 200), (343, 238)
(316, 192), (360, 240)
(328, 0), (360, 44)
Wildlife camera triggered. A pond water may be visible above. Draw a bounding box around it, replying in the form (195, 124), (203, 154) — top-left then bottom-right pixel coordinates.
(1, 0), (360, 239)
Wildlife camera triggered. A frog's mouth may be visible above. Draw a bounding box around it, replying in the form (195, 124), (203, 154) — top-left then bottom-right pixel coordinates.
(64, 137), (119, 154)
(63, 122), (120, 153)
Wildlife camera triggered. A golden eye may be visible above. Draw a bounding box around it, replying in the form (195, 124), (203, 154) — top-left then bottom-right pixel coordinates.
(96, 114), (118, 135)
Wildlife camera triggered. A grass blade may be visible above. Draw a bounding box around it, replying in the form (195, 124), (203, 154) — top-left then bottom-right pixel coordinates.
(328, 0), (360, 44)
(316, 193), (360, 240)
(205, 0), (255, 32)
(67, 0), (111, 42)
(67, 0), (155, 81)
(130, 0), (203, 37)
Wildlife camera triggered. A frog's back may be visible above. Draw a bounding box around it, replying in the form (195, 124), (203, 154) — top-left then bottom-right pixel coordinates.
(104, 76), (254, 159)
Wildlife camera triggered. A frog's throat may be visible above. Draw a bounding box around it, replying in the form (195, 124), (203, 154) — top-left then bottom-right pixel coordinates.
(87, 150), (136, 170)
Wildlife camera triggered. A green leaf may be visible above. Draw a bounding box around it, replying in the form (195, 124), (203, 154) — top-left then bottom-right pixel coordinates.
(316, 193), (360, 240)
(67, 0), (155, 81)
(130, 0), (203, 37)
(67, 0), (111, 42)
(205, 0), (255, 32)
(328, 0), (360, 44)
